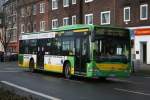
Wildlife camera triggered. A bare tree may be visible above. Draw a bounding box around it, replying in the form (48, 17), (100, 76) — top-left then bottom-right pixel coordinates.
(0, 1), (16, 61)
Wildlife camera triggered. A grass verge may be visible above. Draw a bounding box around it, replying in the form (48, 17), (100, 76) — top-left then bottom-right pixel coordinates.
(0, 84), (37, 100)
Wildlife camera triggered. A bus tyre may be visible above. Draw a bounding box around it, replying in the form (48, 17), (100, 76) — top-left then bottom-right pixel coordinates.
(64, 63), (71, 79)
(29, 60), (34, 72)
(99, 77), (106, 81)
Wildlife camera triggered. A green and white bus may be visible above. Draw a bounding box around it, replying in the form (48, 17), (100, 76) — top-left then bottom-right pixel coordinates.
(19, 24), (131, 79)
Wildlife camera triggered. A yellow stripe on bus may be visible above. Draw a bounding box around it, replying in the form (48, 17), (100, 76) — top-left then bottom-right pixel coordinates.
(44, 64), (74, 74)
(96, 63), (128, 71)
(44, 64), (63, 73)
(73, 29), (89, 33)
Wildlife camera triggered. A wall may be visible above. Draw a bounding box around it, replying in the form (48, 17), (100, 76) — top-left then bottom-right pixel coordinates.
(135, 35), (150, 64)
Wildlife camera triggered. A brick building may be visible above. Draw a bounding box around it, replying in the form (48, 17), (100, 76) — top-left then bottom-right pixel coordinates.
(116, 0), (150, 64)
(3, 0), (18, 53)
(49, 0), (117, 29)
(2, 0), (150, 64)
(17, 0), (49, 34)
(49, 0), (82, 29)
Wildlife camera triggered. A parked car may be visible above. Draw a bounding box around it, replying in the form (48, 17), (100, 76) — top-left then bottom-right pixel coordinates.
(1, 52), (18, 62)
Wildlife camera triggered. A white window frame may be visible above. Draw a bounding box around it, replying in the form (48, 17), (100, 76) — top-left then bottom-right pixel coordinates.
(33, 22), (36, 32)
(101, 11), (111, 25)
(21, 8), (25, 17)
(40, 21), (46, 31)
(63, 0), (69, 7)
(72, 0), (76, 4)
(40, 3), (45, 13)
(72, 15), (76, 25)
(85, 0), (93, 3)
(52, 0), (58, 10)
(27, 23), (31, 32)
(85, 14), (93, 25)
(52, 19), (58, 29)
(21, 24), (25, 33)
(63, 17), (69, 26)
(11, 30), (17, 42)
(124, 7), (131, 22)
(140, 4), (148, 20)
(33, 4), (36, 15)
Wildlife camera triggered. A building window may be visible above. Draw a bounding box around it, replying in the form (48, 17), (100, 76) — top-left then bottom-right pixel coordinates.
(140, 4), (148, 20)
(85, 0), (93, 3)
(72, 15), (76, 25)
(27, 6), (31, 16)
(52, 19), (58, 29)
(52, 0), (58, 10)
(27, 23), (31, 32)
(21, 24), (25, 33)
(101, 11), (110, 25)
(33, 4), (36, 15)
(72, 0), (76, 4)
(33, 22), (36, 32)
(40, 3), (45, 13)
(40, 21), (46, 31)
(124, 7), (130, 22)
(63, 17), (69, 26)
(85, 14), (93, 24)
(63, 0), (69, 7)
(21, 8), (25, 17)
(9, 30), (17, 42)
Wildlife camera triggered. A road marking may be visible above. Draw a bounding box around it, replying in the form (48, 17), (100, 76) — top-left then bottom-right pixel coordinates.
(1, 81), (61, 100)
(4, 68), (21, 70)
(114, 88), (150, 96)
(0, 71), (21, 73)
(144, 77), (150, 79)
(108, 78), (139, 84)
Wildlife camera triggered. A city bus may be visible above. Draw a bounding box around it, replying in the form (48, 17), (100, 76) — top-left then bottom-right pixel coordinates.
(18, 24), (131, 79)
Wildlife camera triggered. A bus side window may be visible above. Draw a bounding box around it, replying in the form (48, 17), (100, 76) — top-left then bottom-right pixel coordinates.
(62, 40), (74, 56)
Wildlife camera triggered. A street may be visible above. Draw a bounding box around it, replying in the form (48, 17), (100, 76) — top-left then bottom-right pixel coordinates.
(0, 62), (150, 100)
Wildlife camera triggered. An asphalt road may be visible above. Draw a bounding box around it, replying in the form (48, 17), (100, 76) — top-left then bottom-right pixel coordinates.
(0, 62), (150, 100)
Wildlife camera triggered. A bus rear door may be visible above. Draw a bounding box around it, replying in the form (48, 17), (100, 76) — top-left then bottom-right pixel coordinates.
(37, 39), (45, 70)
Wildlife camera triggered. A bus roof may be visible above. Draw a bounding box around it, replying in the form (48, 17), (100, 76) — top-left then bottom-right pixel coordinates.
(19, 31), (56, 40)
(51, 24), (128, 32)
(52, 24), (94, 32)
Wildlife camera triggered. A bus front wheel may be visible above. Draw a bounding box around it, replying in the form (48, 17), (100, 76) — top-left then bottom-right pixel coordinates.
(64, 63), (71, 79)
(29, 59), (35, 72)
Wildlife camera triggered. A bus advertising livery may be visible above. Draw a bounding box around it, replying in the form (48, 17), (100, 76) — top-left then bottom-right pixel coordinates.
(19, 24), (131, 79)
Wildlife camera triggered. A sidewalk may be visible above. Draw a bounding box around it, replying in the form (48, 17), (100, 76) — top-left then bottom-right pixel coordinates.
(132, 61), (150, 76)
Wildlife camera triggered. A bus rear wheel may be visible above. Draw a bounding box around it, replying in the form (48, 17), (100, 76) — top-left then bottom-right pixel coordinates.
(64, 63), (71, 79)
(29, 59), (35, 72)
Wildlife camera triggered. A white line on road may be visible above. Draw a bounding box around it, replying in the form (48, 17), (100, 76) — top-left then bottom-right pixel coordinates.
(144, 77), (150, 79)
(114, 88), (150, 96)
(4, 68), (21, 70)
(108, 78), (139, 84)
(0, 71), (21, 73)
(1, 81), (61, 100)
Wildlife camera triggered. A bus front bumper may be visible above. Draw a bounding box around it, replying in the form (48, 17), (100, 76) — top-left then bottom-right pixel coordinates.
(87, 69), (130, 78)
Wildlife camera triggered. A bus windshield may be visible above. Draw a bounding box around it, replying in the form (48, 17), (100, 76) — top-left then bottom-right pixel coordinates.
(93, 28), (130, 63)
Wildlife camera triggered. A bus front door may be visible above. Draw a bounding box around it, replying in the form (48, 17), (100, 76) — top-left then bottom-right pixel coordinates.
(37, 46), (45, 70)
(75, 37), (87, 74)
